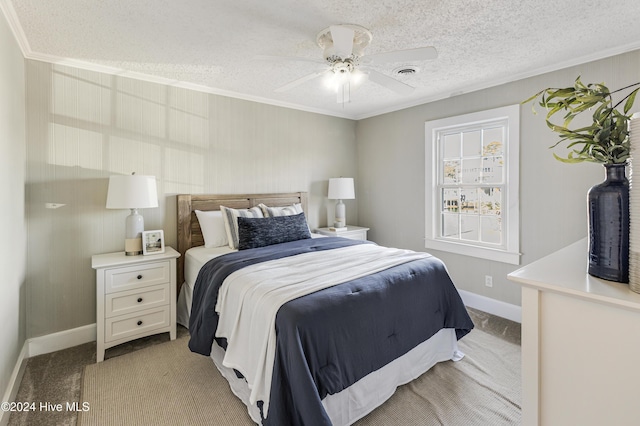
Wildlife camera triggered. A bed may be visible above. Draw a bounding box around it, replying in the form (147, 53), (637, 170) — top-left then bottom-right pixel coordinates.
(177, 192), (474, 426)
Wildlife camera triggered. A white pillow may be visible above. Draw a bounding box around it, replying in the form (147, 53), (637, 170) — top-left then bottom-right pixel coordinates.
(220, 205), (264, 249)
(194, 210), (228, 248)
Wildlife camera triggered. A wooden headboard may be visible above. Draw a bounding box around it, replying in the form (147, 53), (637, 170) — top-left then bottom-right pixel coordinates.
(176, 192), (308, 296)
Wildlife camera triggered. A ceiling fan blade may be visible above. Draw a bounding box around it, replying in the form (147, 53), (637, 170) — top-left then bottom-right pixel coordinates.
(330, 25), (354, 58)
(366, 69), (415, 96)
(274, 70), (327, 92)
(365, 46), (438, 64)
(254, 55), (324, 65)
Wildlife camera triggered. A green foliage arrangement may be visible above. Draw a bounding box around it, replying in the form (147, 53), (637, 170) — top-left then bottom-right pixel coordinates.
(523, 77), (640, 164)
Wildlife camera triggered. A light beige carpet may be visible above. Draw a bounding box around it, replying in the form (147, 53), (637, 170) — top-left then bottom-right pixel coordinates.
(79, 329), (520, 425)
(356, 328), (521, 425)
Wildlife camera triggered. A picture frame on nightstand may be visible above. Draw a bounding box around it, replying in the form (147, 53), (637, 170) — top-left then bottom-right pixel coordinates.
(142, 230), (165, 255)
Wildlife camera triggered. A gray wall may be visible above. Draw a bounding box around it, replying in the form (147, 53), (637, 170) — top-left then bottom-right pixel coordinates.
(0, 10), (26, 402)
(356, 50), (640, 306)
(15, 40), (640, 338)
(24, 61), (357, 338)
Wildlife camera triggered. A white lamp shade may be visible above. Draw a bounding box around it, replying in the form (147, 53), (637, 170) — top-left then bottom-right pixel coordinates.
(328, 178), (355, 200)
(106, 175), (158, 209)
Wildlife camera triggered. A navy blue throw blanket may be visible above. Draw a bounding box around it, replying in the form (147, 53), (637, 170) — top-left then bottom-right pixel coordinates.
(189, 237), (474, 426)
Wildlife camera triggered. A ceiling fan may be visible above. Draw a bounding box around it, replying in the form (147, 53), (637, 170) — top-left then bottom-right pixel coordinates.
(260, 24), (438, 103)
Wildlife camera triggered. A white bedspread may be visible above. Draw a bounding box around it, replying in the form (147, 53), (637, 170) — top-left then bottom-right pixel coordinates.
(215, 243), (431, 415)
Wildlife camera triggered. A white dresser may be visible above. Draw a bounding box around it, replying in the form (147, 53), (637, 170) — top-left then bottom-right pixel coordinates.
(92, 247), (180, 362)
(508, 239), (640, 426)
(315, 225), (369, 241)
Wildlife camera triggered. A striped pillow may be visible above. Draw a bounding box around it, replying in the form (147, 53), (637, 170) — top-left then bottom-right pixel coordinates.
(258, 203), (303, 217)
(220, 205), (264, 249)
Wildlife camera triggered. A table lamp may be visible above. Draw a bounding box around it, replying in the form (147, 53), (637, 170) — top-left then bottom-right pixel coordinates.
(106, 173), (158, 255)
(328, 177), (355, 229)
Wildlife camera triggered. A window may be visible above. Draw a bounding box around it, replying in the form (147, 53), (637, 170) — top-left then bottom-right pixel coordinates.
(425, 104), (520, 264)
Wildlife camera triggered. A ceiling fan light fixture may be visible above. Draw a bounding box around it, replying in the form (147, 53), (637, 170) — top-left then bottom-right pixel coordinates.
(350, 69), (366, 87)
(324, 68), (350, 92)
(325, 61), (367, 91)
(329, 68), (368, 105)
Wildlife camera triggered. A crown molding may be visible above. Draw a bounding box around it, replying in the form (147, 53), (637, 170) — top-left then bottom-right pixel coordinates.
(0, 0), (30, 55)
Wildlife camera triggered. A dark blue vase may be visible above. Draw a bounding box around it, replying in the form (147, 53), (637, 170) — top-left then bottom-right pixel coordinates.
(587, 163), (629, 283)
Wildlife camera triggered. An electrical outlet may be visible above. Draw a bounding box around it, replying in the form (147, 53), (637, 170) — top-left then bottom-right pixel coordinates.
(485, 275), (493, 288)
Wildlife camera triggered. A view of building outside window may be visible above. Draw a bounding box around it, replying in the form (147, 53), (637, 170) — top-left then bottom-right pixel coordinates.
(439, 126), (504, 246)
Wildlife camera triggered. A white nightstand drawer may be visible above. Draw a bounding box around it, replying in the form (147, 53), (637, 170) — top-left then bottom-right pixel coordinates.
(315, 226), (369, 241)
(105, 306), (171, 343)
(105, 284), (170, 318)
(337, 230), (367, 240)
(105, 261), (171, 293)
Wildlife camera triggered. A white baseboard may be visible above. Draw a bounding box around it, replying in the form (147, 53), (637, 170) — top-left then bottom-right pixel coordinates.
(28, 323), (96, 358)
(1, 324), (96, 424)
(0, 342), (28, 426)
(458, 289), (522, 323)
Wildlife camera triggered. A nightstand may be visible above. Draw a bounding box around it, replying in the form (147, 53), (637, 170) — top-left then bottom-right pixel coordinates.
(91, 247), (180, 362)
(315, 225), (369, 241)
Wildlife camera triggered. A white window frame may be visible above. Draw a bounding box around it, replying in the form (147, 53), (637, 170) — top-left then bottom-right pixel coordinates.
(425, 104), (520, 265)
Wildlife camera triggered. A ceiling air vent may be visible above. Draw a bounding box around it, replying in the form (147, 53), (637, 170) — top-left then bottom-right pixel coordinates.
(393, 66), (419, 76)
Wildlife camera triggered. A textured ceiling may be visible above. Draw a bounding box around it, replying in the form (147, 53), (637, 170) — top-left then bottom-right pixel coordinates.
(6, 0), (640, 119)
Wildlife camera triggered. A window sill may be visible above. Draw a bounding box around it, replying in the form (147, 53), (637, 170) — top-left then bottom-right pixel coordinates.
(425, 239), (520, 265)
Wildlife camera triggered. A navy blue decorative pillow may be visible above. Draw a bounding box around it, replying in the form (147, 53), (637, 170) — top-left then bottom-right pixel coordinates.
(237, 213), (311, 250)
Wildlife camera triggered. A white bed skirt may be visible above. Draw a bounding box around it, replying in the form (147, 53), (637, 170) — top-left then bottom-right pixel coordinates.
(176, 279), (192, 328)
(210, 328), (463, 425)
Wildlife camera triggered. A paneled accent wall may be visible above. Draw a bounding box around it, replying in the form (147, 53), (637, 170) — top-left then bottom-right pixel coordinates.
(25, 60), (357, 337)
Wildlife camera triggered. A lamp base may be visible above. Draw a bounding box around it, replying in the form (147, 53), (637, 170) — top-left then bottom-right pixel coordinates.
(125, 237), (142, 256)
(334, 199), (346, 229)
(125, 208), (144, 255)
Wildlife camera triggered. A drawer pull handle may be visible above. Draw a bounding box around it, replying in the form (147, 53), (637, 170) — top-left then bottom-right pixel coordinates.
(137, 320), (143, 326)
(137, 297), (143, 303)
(137, 275), (143, 280)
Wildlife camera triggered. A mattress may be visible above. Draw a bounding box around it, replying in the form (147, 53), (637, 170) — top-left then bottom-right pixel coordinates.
(177, 245), (235, 328)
